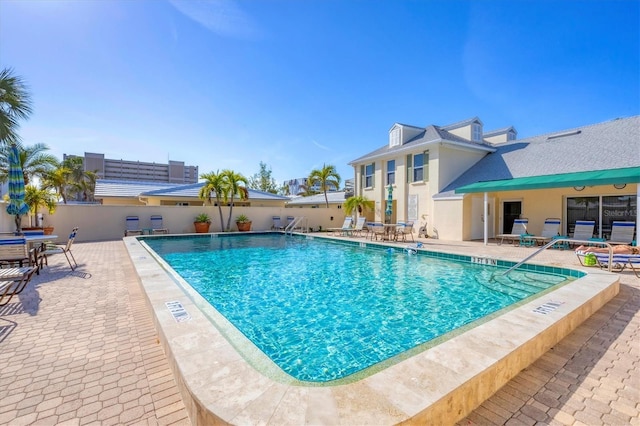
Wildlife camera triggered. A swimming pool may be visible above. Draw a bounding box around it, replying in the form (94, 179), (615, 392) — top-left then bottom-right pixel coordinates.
(143, 234), (572, 382)
(127, 232), (618, 424)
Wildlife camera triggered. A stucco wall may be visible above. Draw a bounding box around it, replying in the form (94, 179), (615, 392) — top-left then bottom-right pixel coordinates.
(0, 204), (346, 242)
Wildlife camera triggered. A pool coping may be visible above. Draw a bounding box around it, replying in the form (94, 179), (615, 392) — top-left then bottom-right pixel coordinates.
(124, 233), (620, 425)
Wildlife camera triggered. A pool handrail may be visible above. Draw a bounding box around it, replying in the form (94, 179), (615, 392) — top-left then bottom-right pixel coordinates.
(503, 238), (614, 276)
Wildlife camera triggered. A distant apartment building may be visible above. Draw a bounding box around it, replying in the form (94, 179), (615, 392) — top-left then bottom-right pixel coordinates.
(64, 152), (199, 184)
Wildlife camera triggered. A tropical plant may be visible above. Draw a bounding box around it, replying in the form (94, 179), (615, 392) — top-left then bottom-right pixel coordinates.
(235, 214), (250, 223)
(194, 213), (211, 223)
(221, 169), (249, 232)
(247, 161), (278, 194)
(198, 170), (226, 231)
(344, 195), (374, 218)
(41, 166), (71, 204)
(0, 68), (33, 144)
(0, 142), (59, 186)
(307, 164), (341, 208)
(24, 185), (57, 227)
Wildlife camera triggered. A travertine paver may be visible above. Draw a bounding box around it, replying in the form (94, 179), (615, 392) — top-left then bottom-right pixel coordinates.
(0, 240), (189, 425)
(0, 238), (638, 425)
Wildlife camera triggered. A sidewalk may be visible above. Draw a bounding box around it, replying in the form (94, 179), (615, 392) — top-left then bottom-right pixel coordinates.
(0, 239), (637, 425)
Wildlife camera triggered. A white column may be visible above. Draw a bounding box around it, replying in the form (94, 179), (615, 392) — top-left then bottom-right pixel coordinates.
(484, 192), (489, 246)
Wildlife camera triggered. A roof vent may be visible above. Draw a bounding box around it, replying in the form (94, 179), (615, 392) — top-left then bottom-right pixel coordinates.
(547, 129), (581, 140)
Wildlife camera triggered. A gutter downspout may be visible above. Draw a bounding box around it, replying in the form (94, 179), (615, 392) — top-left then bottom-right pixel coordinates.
(484, 192), (488, 246)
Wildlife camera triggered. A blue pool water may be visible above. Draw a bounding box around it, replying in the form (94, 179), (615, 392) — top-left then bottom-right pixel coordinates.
(143, 234), (571, 382)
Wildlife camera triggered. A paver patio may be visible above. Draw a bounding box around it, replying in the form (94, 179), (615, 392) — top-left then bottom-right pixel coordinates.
(0, 238), (637, 425)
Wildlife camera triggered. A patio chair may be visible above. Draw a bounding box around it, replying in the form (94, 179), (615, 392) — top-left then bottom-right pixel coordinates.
(39, 227), (79, 271)
(150, 215), (169, 234)
(0, 266), (37, 306)
(328, 217), (353, 236)
(271, 216), (284, 231)
(530, 218), (561, 245)
(608, 221), (636, 245)
(0, 238), (31, 268)
(576, 249), (640, 277)
(352, 217), (367, 237)
(395, 221), (415, 242)
(569, 220), (596, 245)
(124, 216), (143, 236)
(496, 219), (528, 245)
(369, 222), (386, 241)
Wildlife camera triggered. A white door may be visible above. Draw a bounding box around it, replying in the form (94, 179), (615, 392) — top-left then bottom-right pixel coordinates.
(471, 196), (495, 240)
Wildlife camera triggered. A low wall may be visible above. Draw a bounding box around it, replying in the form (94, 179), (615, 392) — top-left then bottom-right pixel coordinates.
(0, 204), (346, 242)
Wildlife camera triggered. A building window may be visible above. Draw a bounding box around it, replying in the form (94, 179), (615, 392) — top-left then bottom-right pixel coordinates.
(364, 163), (375, 188)
(390, 127), (400, 147)
(507, 131), (516, 141)
(408, 152), (429, 182)
(472, 123), (482, 141)
(387, 160), (395, 185)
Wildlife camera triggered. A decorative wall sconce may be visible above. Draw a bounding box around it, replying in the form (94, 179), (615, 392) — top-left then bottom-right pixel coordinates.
(613, 183), (627, 189)
(573, 186), (585, 191)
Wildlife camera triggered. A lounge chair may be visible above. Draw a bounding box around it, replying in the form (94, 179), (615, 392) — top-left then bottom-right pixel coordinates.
(271, 216), (284, 231)
(569, 220), (596, 245)
(576, 249), (640, 277)
(395, 221), (415, 242)
(40, 228), (79, 271)
(124, 216), (143, 236)
(496, 219), (529, 245)
(328, 217), (353, 236)
(0, 266), (37, 306)
(150, 215), (169, 234)
(352, 217), (367, 237)
(530, 218), (561, 245)
(0, 238), (32, 268)
(608, 221), (636, 245)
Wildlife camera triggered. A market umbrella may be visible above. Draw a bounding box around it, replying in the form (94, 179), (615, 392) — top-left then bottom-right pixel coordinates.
(5, 144), (29, 233)
(385, 184), (393, 222)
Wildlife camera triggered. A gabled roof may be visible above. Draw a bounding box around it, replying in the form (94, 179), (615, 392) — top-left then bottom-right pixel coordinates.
(287, 191), (346, 205)
(436, 115), (640, 198)
(483, 126), (517, 138)
(441, 116), (483, 130)
(95, 180), (289, 201)
(349, 125), (494, 165)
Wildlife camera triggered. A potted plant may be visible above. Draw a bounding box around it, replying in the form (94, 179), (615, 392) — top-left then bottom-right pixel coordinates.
(24, 185), (57, 234)
(194, 213), (211, 233)
(235, 214), (251, 232)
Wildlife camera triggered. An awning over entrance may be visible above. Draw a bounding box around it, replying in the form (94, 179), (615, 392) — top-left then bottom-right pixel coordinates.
(455, 167), (640, 194)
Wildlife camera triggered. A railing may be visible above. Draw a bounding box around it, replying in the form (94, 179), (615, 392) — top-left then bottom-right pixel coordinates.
(503, 238), (615, 276)
(285, 217), (306, 234)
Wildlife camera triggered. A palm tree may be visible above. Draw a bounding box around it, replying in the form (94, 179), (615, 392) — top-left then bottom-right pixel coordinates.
(307, 164), (341, 208)
(0, 142), (59, 186)
(221, 169), (249, 232)
(198, 171), (226, 232)
(344, 195), (374, 219)
(24, 184), (57, 227)
(42, 166), (71, 204)
(0, 68), (33, 145)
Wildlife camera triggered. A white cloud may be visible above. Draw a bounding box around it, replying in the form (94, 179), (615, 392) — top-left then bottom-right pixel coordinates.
(312, 140), (330, 151)
(168, 0), (260, 39)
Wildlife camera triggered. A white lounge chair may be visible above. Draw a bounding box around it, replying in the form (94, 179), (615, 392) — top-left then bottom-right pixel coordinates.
(328, 217), (353, 236)
(271, 216), (284, 231)
(608, 221), (636, 245)
(124, 216), (143, 236)
(150, 215), (169, 234)
(531, 218), (561, 245)
(496, 219), (529, 245)
(569, 220), (596, 245)
(576, 249), (640, 277)
(352, 217), (367, 237)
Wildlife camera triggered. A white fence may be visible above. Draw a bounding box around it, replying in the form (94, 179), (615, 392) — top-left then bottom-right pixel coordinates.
(0, 203), (347, 242)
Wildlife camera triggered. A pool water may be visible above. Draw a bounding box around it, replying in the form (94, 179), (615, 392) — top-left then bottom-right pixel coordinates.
(144, 234), (570, 382)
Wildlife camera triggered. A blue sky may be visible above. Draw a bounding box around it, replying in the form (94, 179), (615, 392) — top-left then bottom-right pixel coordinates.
(1, 0), (638, 186)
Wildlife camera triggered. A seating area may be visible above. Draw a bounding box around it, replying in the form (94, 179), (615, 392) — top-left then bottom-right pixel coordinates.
(271, 216), (284, 231)
(608, 221), (636, 245)
(124, 216), (143, 236)
(150, 215), (169, 234)
(328, 217), (353, 236)
(0, 266), (37, 306)
(530, 218), (561, 245)
(576, 248), (640, 277)
(39, 227), (79, 271)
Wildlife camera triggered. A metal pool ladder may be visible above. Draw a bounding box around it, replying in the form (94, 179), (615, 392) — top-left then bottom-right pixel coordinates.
(503, 238), (615, 276)
(285, 217), (306, 234)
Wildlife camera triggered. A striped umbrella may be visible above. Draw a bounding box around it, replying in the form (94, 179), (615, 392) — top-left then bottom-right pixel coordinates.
(385, 184), (393, 220)
(5, 144), (29, 232)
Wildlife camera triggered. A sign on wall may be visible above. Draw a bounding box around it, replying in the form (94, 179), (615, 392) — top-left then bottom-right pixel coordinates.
(408, 194), (418, 221)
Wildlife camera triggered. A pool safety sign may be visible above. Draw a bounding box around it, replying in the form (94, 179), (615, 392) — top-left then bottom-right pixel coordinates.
(532, 300), (564, 315)
(165, 301), (191, 322)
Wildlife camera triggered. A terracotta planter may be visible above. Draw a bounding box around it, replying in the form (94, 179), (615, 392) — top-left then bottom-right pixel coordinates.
(43, 226), (54, 235)
(194, 222), (210, 233)
(236, 222), (251, 232)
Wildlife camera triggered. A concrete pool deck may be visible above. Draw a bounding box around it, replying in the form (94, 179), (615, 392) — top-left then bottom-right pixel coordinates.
(0, 236), (637, 425)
